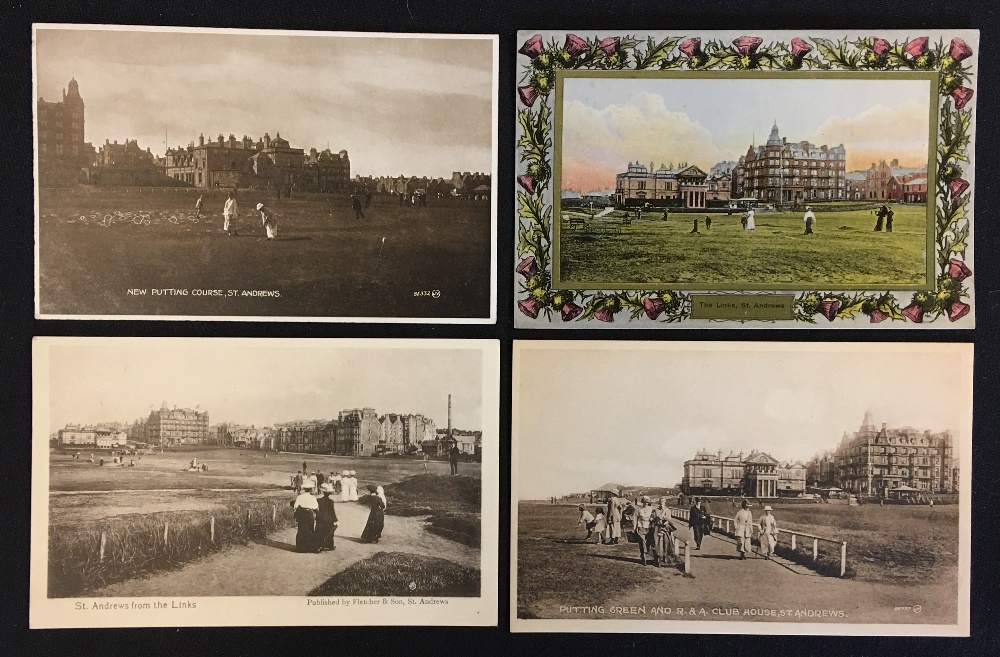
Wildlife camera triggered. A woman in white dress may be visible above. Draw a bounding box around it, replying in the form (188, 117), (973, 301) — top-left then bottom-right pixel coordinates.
(257, 202), (278, 240)
(349, 470), (359, 501)
(340, 469), (351, 502)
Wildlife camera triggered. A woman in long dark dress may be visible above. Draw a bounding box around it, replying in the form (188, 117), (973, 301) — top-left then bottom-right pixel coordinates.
(291, 481), (319, 553)
(315, 483), (339, 551)
(359, 484), (386, 544)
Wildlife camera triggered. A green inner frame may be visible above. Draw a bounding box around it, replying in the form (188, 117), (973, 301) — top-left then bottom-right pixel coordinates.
(551, 68), (939, 291)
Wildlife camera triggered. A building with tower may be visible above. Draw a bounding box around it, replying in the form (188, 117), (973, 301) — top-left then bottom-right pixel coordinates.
(36, 77), (95, 184)
(732, 122), (847, 204)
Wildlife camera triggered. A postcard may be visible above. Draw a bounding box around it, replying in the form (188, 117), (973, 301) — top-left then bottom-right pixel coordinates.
(33, 24), (498, 322)
(514, 30), (978, 327)
(31, 337), (500, 627)
(511, 341), (971, 635)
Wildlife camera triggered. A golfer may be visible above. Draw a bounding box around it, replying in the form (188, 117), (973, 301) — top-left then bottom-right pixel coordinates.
(257, 202), (278, 240)
(803, 206), (816, 235)
(195, 194), (204, 218)
(223, 192), (240, 236)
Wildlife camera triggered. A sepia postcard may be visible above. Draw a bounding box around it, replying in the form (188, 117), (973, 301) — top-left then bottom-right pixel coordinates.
(511, 341), (971, 635)
(514, 30), (978, 328)
(33, 24), (498, 323)
(31, 337), (500, 628)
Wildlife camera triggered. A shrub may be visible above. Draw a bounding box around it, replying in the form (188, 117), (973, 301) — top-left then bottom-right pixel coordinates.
(48, 500), (295, 597)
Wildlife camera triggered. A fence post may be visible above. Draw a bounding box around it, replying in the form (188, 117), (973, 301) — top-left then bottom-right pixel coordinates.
(99, 532), (106, 562)
(247, 509), (252, 526)
(673, 537), (680, 558)
(163, 522), (169, 547)
(812, 538), (818, 561)
(684, 542), (691, 574)
(791, 533), (796, 550)
(272, 505), (277, 523)
(840, 542), (847, 577)
(210, 516), (215, 542)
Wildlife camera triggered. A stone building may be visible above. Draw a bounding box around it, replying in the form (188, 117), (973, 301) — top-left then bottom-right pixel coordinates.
(849, 159), (926, 202)
(58, 425), (126, 449)
(732, 123), (847, 203)
(36, 77), (96, 185)
(615, 161), (710, 208)
(144, 402), (210, 446)
(378, 413), (406, 454)
(336, 408), (381, 456)
(681, 449), (798, 498)
(832, 411), (956, 496)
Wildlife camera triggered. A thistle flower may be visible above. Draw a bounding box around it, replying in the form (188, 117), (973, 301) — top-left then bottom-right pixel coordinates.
(732, 36), (763, 56)
(951, 87), (974, 110)
(518, 85), (539, 107)
(904, 36), (929, 58)
(517, 174), (537, 195)
(872, 38), (891, 56)
(561, 302), (583, 322)
(679, 37), (702, 58)
(516, 256), (538, 279)
(948, 258), (972, 282)
(947, 301), (970, 322)
(949, 37), (973, 63)
(901, 303), (924, 323)
(597, 37), (620, 57)
(948, 178), (969, 199)
(818, 299), (840, 322)
(643, 297), (666, 320)
(519, 34), (544, 59)
(594, 307), (615, 323)
(518, 298), (540, 319)
(564, 34), (589, 57)
(869, 308), (888, 323)
(790, 38), (813, 58)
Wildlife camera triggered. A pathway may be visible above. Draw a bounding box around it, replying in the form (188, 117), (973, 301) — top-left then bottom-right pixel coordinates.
(92, 502), (479, 597)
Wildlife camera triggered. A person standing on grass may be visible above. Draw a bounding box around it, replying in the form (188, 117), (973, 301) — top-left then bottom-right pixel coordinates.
(351, 194), (365, 220)
(734, 499), (755, 560)
(195, 194), (204, 218)
(744, 208), (756, 233)
(606, 492), (623, 545)
(292, 480), (319, 552)
(449, 444), (461, 475)
(257, 203), (278, 240)
(360, 484), (386, 543)
(886, 206), (895, 233)
(874, 205), (888, 231)
(223, 191), (240, 236)
(803, 206), (816, 235)
(633, 496), (657, 566)
(687, 496), (704, 549)
(315, 483), (339, 552)
(758, 505), (778, 559)
(578, 504), (598, 542)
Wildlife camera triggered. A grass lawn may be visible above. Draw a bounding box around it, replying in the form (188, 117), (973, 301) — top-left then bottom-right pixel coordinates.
(38, 186), (492, 318)
(558, 205), (928, 287)
(308, 551), (481, 597)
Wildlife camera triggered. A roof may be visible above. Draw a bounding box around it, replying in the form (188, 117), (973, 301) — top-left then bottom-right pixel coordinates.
(904, 177), (928, 186)
(845, 172), (867, 181)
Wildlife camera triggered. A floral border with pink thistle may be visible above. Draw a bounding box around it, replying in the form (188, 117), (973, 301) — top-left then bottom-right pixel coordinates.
(515, 33), (975, 325)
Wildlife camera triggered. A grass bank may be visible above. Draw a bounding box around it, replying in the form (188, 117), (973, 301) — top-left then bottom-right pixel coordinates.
(309, 551), (480, 597)
(383, 474), (481, 546)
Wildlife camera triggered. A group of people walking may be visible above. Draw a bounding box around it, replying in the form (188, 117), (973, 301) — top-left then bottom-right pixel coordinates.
(289, 464), (388, 553)
(874, 204), (896, 232)
(578, 493), (784, 566)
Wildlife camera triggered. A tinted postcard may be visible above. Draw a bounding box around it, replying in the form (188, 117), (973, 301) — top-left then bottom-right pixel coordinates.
(34, 24), (498, 322)
(511, 341), (971, 635)
(514, 30), (977, 327)
(31, 337), (500, 627)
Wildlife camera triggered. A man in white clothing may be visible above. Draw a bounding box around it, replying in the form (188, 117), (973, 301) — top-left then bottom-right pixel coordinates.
(223, 191), (240, 236)
(758, 505), (778, 559)
(803, 206), (816, 235)
(734, 499), (755, 559)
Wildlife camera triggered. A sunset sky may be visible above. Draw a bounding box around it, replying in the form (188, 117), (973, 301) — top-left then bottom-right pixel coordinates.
(43, 339), (486, 432)
(34, 27), (495, 178)
(560, 77), (932, 193)
(515, 343), (971, 500)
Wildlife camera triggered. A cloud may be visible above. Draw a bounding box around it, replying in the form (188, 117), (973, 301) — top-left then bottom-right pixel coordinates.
(561, 93), (722, 191)
(806, 102), (929, 170)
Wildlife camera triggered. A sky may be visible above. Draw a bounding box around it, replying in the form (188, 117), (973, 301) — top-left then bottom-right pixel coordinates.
(34, 27), (495, 178)
(515, 343), (971, 499)
(45, 340), (484, 431)
(561, 77), (932, 193)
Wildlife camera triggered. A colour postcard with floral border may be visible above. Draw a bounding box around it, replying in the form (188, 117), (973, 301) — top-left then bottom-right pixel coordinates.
(514, 30), (978, 328)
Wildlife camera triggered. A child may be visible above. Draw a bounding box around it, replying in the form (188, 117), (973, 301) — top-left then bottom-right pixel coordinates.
(577, 504), (597, 541)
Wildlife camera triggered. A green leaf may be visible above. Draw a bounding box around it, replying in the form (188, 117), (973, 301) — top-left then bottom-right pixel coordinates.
(634, 37), (678, 70)
(950, 222), (970, 257)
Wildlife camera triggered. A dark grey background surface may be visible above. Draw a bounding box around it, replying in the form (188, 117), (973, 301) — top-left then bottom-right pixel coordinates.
(1, 0), (995, 654)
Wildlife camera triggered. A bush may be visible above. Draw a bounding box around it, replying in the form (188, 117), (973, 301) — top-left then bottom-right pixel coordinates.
(48, 500), (295, 597)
